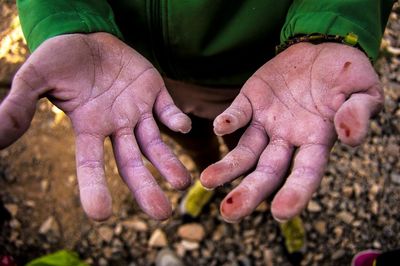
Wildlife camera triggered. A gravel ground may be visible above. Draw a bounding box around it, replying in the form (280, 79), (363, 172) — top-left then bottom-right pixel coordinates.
(0, 1), (399, 266)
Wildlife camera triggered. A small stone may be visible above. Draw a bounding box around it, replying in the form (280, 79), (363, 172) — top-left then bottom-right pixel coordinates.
(180, 240), (199, 250)
(332, 249), (346, 260)
(39, 216), (59, 235)
(179, 154), (196, 171)
(24, 200), (36, 208)
(263, 249), (273, 266)
(334, 226), (343, 238)
(371, 201), (379, 215)
(369, 184), (380, 199)
(114, 223), (123, 236)
(104, 247), (113, 259)
(212, 224), (225, 241)
(67, 175), (76, 184)
(122, 218), (148, 232)
(307, 200), (322, 212)
(149, 229), (168, 248)
(175, 243), (186, 257)
(98, 226), (114, 242)
(342, 186), (353, 197)
(9, 219), (21, 229)
(353, 183), (362, 198)
(390, 172), (400, 185)
(40, 179), (50, 192)
(98, 257), (107, 266)
(178, 223), (205, 242)
(255, 201), (269, 212)
(352, 220), (362, 227)
(373, 240), (382, 249)
(314, 220), (327, 235)
(4, 203), (18, 217)
(337, 211), (354, 224)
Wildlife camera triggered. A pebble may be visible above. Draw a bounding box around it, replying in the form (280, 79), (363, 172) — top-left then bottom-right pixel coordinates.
(373, 240), (382, 249)
(390, 172), (400, 185)
(353, 183), (362, 198)
(9, 219), (21, 229)
(314, 220), (327, 235)
(175, 243), (186, 257)
(24, 200), (36, 208)
(337, 211), (355, 224)
(40, 179), (49, 192)
(212, 224), (225, 241)
(334, 226), (343, 239)
(371, 201), (379, 215)
(179, 154), (196, 171)
(180, 240), (200, 251)
(255, 201), (269, 212)
(148, 229), (168, 248)
(4, 203), (18, 217)
(39, 216), (59, 236)
(114, 223), (123, 236)
(177, 223), (205, 242)
(98, 226), (114, 243)
(263, 249), (273, 266)
(122, 218), (148, 232)
(342, 186), (354, 197)
(369, 184), (380, 199)
(307, 200), (322, 212)
(98, 257), (107, 266)
(332, 249), (346, 260)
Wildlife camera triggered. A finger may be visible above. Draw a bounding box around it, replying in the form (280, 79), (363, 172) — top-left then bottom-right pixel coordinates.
(154, 87), (192, 133)
(75, 133), (112, 221)
(220, 139), (294, 223)
(135, 113), (191, 190)
(213, 92), (252, 136)
(0, 65), (47, 149)
(200, 122), (268, 189)
(334, 84), (383, 147)
(271, 144), (330, 222)
(112, 128), (171, 220)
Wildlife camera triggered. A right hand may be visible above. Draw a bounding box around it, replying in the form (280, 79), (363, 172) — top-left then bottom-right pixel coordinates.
(0, 32), (192, 221)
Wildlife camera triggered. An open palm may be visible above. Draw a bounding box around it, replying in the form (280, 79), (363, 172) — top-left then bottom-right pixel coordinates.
(201, 43), (383, 223)
(0, 33), (192, 221)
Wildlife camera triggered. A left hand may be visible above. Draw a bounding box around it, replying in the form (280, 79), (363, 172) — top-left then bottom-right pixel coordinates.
(200, 42), (383, 223)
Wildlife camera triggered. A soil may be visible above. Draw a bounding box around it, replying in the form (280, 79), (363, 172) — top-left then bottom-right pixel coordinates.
(1, 1), (400, 266)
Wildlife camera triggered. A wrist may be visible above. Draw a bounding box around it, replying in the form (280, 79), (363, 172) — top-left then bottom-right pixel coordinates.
(276, 33), (369, 60)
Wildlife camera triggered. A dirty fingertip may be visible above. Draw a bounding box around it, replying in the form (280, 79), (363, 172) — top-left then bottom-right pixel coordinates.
(80, 188), (113, 221)
(271, 190), (303, 223)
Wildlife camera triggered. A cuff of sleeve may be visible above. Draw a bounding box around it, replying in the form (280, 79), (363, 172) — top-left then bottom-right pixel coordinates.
(280, 11), (381, 61)
(25, 11), (123, 52)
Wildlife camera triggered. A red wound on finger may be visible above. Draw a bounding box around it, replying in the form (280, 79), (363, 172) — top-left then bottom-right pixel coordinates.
(225, 118), (231, 124)
(221, 191), (244, 218)
(339, 122), (351, 137)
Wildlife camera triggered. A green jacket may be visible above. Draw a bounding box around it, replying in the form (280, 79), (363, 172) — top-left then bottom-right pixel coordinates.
(17, 0), (394, 87)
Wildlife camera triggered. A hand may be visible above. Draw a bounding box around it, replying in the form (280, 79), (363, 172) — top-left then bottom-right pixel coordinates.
(0, 33), (192, 221)
(200, 42), (383, 223)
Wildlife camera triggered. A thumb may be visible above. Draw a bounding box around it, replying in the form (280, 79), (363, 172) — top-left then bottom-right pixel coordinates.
(334, 83), (383, 147)
(0, 64), (47, 148)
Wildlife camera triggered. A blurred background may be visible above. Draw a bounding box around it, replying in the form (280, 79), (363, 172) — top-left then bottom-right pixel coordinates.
(0, 1), (399, 265)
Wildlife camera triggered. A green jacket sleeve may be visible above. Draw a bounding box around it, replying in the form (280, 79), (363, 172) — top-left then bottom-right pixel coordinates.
(17, 0), (123, 52)
(280, 0), (394, 61)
